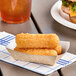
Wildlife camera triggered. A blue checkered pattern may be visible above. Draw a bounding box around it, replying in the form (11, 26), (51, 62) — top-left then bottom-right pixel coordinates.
(57, 59), (70, 65)
(0, 35), (15, 46)
(2, 35), (15, 41)
(0, 32), (76, 75)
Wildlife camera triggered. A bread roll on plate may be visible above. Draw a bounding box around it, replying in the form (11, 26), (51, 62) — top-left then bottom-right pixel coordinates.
(61, 0), (76, 23)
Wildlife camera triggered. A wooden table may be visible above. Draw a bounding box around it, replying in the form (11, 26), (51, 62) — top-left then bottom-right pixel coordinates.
(0, 0), (76, 76)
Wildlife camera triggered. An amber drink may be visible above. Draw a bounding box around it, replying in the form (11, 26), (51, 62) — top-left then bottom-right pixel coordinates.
(1, 0), (32, 23)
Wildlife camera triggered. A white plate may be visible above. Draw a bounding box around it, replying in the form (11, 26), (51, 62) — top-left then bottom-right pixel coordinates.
(51, 1), (76, 30)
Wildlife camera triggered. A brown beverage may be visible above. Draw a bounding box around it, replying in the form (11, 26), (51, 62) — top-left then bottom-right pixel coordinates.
(0, 0), (32, 23)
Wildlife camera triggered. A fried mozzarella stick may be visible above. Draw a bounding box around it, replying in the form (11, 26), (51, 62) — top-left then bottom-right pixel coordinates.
(14, 47), (57, 56)
(16, 33), (59, 49)
(55, 45), (62, 55)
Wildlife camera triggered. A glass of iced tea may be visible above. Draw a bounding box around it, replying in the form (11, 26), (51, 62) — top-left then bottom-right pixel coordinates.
(0, 0), (32, 23)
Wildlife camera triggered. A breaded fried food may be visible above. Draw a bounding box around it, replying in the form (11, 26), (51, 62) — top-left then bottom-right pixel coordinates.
(55, 45), (62, 55)
(16, 33), (59, 49)
(14, 47), (57, 56)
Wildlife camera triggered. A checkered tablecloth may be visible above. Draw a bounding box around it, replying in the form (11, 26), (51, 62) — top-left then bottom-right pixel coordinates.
(0, 32), (76, 75)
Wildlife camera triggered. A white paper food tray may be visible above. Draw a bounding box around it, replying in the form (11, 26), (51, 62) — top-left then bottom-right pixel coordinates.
(6, 41), (70, 65)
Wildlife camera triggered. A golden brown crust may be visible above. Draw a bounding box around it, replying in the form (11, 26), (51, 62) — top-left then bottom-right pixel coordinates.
(16, 33), (59, 49)
(61, 5), (70, 15)
(14, 47), (58, 56)
(55, 45), (62, 55)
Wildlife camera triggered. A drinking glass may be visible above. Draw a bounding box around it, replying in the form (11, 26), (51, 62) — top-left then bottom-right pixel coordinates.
(0, 0), (32, 23)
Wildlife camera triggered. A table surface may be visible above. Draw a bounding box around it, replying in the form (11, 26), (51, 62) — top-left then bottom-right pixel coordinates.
(0, 0), (76, 76)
